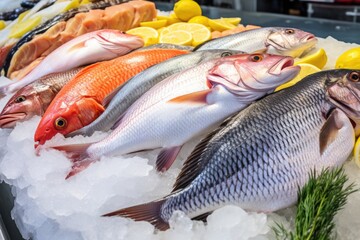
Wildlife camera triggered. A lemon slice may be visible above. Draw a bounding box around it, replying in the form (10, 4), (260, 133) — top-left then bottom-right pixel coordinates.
(157, 15), (181, 26)
(221, 17), (241, 26)
(275, 63), (320, 91)
(295, 48), (327, 69)
(10, 16), (42, 38)
(354, 137), (360, 168)
(159, 30), (193, 46)
(127, 27), (158, 46)
(167, 23), (211, 46)
(208, 19), (237, 31)
(140, 20), (167, 29)
(80, 0), (91, 5)
(335, 47), (360, 69)
(174, 0), (202, 21)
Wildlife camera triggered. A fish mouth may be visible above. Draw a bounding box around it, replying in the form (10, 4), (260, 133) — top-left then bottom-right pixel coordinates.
(269, 57), (296, 75)
(0, 112), (27, 128)
(301, 34), (317, 43)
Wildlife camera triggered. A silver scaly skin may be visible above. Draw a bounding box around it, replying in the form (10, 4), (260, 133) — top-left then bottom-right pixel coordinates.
(69, 50), (243, 137)
(104, 70), (360, 230)
(195, 27), (317, 58)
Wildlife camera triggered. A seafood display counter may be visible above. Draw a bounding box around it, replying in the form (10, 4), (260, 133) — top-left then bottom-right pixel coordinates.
(0, 2), (360, 240)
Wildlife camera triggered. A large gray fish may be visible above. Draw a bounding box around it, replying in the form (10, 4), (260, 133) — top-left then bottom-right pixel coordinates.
(69, 49), (243, 137)
(104, 69), (360, 230)
(195, 27), (317, 58)
(0, 68), (82, 128)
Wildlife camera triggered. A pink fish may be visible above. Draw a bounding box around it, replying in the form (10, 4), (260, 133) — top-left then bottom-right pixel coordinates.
(0, 29), (144, 98)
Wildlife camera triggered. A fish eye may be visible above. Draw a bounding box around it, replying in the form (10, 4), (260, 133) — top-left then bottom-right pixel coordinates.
(348, 72), (360, 82)
(221, 52), (232, 57)
(54, 117), (67, 130)
(250, 54), (263, 62)
(15, 95), (26, 103)
(285, 29), (295, 34)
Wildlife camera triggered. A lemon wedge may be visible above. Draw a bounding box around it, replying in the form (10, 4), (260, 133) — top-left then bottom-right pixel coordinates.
(0, 21), (6, 31)
(159, 30), (193, 46)
(208, 19), (236, 31)
(127, 27), (158, 46)
(166, 23), (211, 47)
(174, 0), (202, 21)
(335, 47), (360, 69)
(354, 137), (360, 168)
(295, 48), (328, 69)
(63, 0), (80, 12)
(275, 63), (320, 91)
(10, 16), (42, 38)
(221, 17), (241, 26)
(188, 16), (210, 26)
(140, 20), (167, 29)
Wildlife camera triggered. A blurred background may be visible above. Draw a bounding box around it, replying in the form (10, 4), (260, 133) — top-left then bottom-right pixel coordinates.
(158, 0), (360, 23)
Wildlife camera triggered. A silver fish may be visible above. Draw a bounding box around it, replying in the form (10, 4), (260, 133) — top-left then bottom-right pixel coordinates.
(195, 27), (317, 58)
(103, 69), (360, 230)
(69, 49), (243, 137)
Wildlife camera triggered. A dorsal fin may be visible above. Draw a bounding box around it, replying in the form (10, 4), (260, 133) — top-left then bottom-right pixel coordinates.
(171, 116), (233, 192)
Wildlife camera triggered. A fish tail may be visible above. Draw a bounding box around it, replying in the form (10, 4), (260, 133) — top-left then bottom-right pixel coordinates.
(103, 198), (169, 231)
(51, 143), (97, 179)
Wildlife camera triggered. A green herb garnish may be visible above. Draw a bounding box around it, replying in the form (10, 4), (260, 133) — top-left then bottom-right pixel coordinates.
(273, 167), (357, 240)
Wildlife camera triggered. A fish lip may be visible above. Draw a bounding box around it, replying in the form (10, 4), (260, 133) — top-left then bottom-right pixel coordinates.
(0, 112), (27, 128)
(269, 57), (295, 75)
(301, 34), (316, 43)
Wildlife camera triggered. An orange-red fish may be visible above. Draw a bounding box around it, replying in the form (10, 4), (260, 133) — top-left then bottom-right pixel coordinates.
(34, 48), (188, 145)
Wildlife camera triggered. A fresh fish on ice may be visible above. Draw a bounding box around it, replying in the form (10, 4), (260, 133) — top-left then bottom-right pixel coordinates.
(34, 48), (189, 146)
(104, 69), (360, 230)
(71, 49), (243, 137)
(60, 53), (300, 177)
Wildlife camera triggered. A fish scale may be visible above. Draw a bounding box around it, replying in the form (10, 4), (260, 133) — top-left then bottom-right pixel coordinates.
(155, 72), (354, 223)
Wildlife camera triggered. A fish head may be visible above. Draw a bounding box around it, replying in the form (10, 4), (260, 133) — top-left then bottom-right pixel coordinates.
(207, 53), (300, 102)
(0, 85), (55, 128)
(94, 30), (144, 55)
(326, 70), (360, 120)
(34, 97), (104, 145)
(266, 27), (317, 57)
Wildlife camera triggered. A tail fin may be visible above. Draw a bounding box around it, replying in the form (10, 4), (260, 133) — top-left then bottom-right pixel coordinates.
(51, 143), (97, 179)
(103, 198), (169, 231)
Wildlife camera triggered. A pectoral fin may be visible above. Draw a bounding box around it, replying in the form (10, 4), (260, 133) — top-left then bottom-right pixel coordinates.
(319, 109), (348, 155)
(168, 89), (212, 104)
(67, 41), (86, 53)
(156, 146), (182, 172)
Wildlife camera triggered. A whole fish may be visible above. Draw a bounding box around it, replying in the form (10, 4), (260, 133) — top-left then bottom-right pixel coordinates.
(1, 0), (128, 73)
(103, 69), (360, 230)
(0, 68), (82, 128)
(70, 49), (244, 137)
(34, 48), (189, 145)
(60, 53), (300, 177)
(195, 27), (317, 58)
(0, 30), (144, 98)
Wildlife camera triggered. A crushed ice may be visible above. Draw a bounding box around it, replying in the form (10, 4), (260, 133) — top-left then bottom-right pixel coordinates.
(0, 37), (359, 240)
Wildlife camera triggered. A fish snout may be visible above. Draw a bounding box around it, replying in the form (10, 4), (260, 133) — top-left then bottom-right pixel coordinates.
(0, 112), (27, 128)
